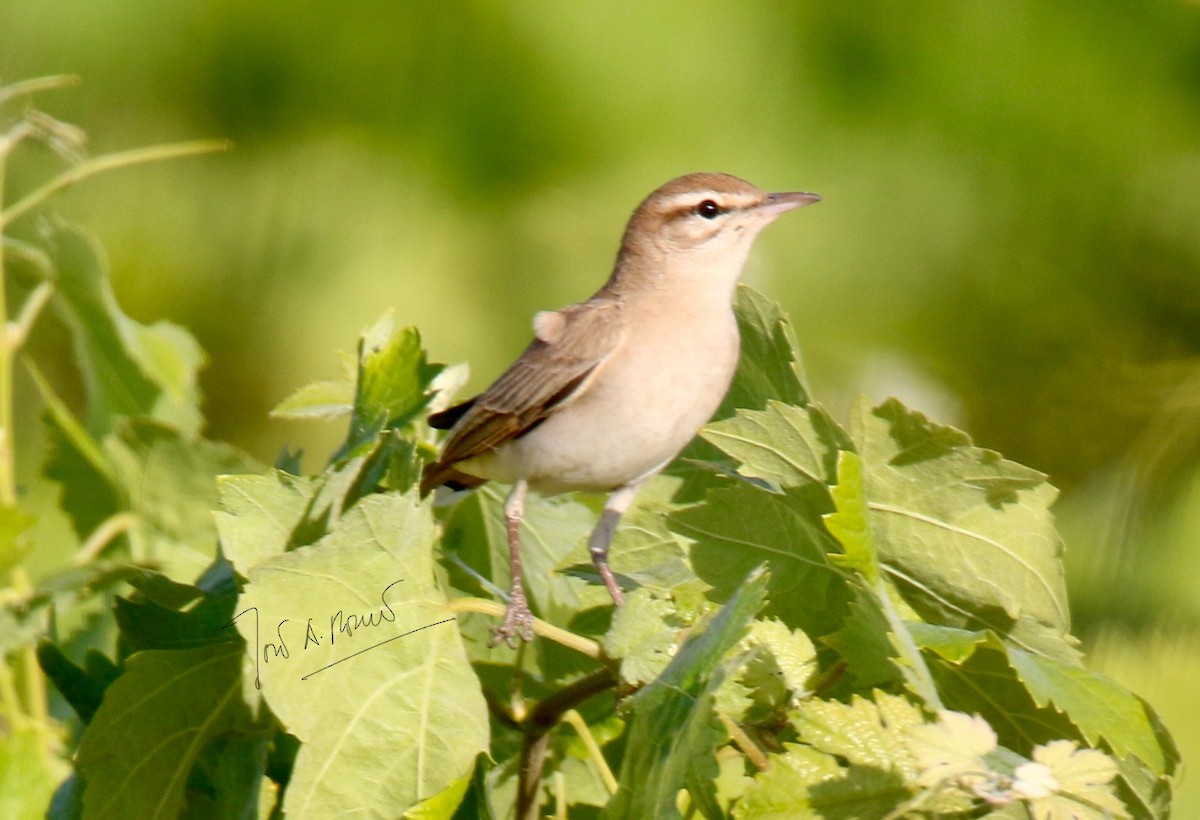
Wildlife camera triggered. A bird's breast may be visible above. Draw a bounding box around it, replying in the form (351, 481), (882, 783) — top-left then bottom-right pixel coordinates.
(492, 301), (740, 493)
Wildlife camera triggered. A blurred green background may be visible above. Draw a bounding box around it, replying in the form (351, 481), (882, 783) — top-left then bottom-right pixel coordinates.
(4, 0), (1199, 810)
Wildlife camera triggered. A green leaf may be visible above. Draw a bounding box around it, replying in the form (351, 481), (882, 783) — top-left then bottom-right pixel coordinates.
(215, 471), (318, 576)
(231, 492), (488, 817)
(928, 642), (1080, 755)
(103, 419), (261, 581)
(906, 622), (988, 664)
(1017, 740), (1127, 819)
(46, 219), (204, 436)
(793, 692), (923, 780)
(701, 401), (848, 491)
(721, 285), (810, 412)
(669, 286), (812, 502)
(823, 450), (879, 584)
(442, 486), (605, 629)
(906, 709), (997, 789)
(737, 618), (818, 710)
(820, 587), (900, 689)
(670, 482), (851, 638)
(1006, 647), (1179, 777)
(113, 585), (238, 654)
(342, 315), (442, 458)
(37, 643), (122, 724)
(603, 569), (768, 820)
(558, 502), (699, 597)
(602, 589), (678, 685)
(76, 642), (258, 820)
(735, 742), (909, 820)
(852, 397), (1070, 637)
(182, 732), (271, 820)
(271, 379), (354, 421)
(41, 389), (119, 544)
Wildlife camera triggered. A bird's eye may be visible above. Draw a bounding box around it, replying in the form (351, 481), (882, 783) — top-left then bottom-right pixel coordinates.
(696, 199), (721, 219)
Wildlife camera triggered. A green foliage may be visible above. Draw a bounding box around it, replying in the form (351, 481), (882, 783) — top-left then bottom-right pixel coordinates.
(1, 79), (1180, 819)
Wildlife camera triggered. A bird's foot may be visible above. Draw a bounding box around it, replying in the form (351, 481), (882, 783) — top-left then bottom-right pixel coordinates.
(489, 591), (535, 648)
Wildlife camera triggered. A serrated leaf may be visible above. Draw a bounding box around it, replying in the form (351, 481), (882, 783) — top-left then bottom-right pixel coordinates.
(820, 587), (901, 689)
(669, 286), (812, 502)
(794, 692), (923, 780)
(734, 743), (841, 819)
(1018, 740), (1127, 819)
(906, 709), (996, 789)
(742, 618), (817, 701)
(670, 482), (851, 638)
(1006, 647), (1178, 776)
(46, 220), (204, 435)
(232, 492), (487, 817)
(76, 642), (257, 820)
(37, 644), (122, 724)
(184, 732), (271, 820)
(113, 581), (238, 654)
(215, 471), (318, 576)
(735, 742), (909, 820)
(271, 379), (355, 420)
(602, 589), (677, 685)
(342, 315), (442, 458)
(853, 397), (1070, 637)
(823, 449), (879, 583)
(928, 642), (1080, 754)
(721, 285), (810, 412)
(603, 570), (768, 819)
(702, 401), (847, 491)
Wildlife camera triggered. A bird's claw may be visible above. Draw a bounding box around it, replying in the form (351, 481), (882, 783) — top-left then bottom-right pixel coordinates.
(489, 593), (535, 648)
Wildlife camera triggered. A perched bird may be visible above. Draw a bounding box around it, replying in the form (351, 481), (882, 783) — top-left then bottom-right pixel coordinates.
(421, 172), (819, 646)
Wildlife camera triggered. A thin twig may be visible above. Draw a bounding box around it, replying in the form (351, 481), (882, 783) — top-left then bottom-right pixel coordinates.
(446, 597), (605, 660)
(562, 709), (618, 795)
(73, 512), (138, 564)
(8, 280), (54, 350)
(0, 75), (81, 109)
(515, 667), (619, 820)
(0, 139), (232, 230)
(717, 711), (770, 772)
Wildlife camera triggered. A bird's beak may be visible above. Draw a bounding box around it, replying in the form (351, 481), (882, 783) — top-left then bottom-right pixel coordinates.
(758, 191), (822, 217)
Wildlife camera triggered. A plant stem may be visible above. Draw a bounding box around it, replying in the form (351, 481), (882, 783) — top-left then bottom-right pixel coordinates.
(9, 281), (54, 350)
(447, 597), (605, 660)
(0, 75), (80, 110)
(0, 126), (15, 506)
(562, 709), (618, 795)
(73, 511), (138, 564)
(0, 139), (232, 231)
(516, 667), (619, 820)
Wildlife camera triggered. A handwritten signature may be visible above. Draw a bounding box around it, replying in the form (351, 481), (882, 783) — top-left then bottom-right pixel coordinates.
(226, 579), (454, 686)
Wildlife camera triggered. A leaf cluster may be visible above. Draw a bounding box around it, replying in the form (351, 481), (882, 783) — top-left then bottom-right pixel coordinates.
(3, 78), (1179, 820)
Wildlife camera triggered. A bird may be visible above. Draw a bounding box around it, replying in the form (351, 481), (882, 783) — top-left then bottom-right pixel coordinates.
(420, 172), (820, 646)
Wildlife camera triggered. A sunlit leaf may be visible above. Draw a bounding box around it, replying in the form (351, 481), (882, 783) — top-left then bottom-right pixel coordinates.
(232, 492), (488, 817)
(603, 570), (768, 819)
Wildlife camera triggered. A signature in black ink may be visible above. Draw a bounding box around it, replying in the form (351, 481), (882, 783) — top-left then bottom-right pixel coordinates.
(225, 579), (454, 686)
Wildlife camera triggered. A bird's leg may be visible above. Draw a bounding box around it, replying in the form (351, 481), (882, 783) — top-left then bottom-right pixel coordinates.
(589, 476), (650, 606)
(491, 479), (535, 648)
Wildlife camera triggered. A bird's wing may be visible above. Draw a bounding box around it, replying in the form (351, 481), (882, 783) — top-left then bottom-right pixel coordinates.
(425, 298), (625, 479)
